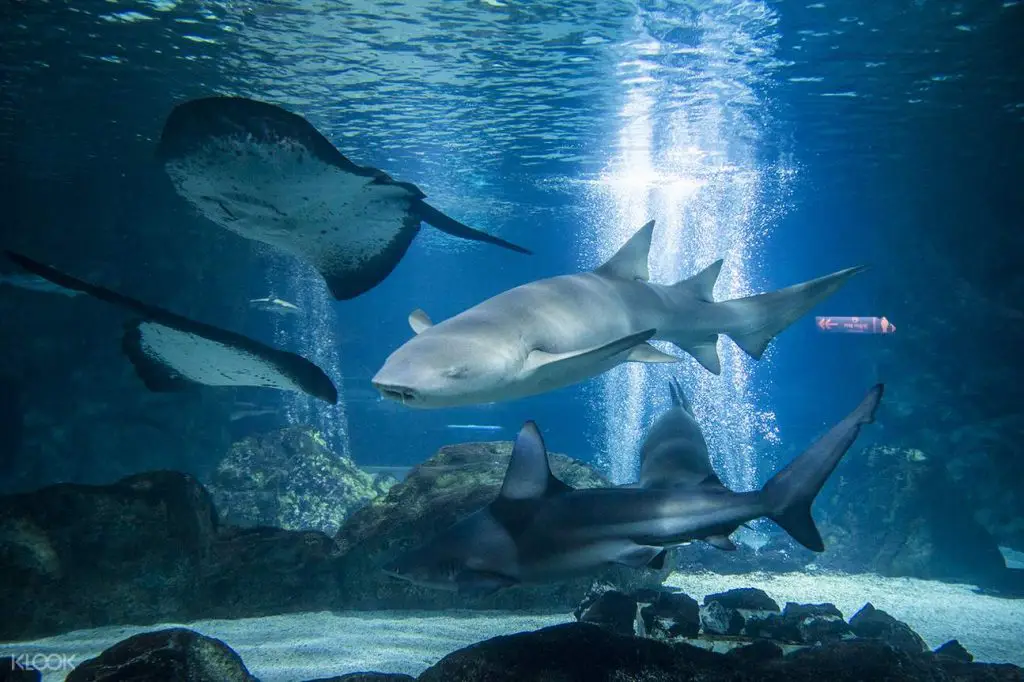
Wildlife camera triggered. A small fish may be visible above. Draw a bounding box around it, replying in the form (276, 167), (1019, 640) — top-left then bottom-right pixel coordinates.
(0, 273), (82, 297)
(445, 424), (504, 431)
(249, 297), (301, 315)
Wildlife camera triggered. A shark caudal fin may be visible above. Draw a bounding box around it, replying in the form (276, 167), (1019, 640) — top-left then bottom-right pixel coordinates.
(760, 384), (883, 551)
(721, 265), (868, 361)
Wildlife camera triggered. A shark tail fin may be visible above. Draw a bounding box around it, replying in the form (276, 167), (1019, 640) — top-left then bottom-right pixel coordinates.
(719, 265), (868, 360)
(759, 384), (883, 552)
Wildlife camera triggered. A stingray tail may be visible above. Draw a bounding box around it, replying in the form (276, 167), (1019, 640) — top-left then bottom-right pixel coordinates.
(415, 201), (532, 255)
(759, 384), (883, 551)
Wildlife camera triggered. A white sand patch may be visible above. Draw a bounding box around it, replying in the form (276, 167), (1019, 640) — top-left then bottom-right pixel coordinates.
(0, 610), (570, 682)
(666, 571), (1024, 666)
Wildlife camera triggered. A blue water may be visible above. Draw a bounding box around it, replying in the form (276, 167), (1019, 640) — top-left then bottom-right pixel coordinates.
(1, 0), (1021, 495)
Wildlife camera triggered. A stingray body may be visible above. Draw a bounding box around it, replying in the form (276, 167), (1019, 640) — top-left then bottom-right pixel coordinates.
(158, 96), (530, 300)
(4, 252), (337, 403)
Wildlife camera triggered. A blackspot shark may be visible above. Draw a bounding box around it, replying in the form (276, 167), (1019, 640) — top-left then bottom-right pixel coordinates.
(380, 383), (883, 596)
(4, 252), (337, 403)
(157, 96), (531, 300)
(372, 220), (867, 408)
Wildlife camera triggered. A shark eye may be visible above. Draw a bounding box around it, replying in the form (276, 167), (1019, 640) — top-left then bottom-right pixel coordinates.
(443, 365), (469, 379)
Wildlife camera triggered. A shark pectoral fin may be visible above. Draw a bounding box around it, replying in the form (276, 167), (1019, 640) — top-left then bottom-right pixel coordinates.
(613, 544), (667, 569)
(408, 308), (433, 334)
(594, 220), (655, 281)
(455, 570), (518, 598)
(677, 336), (721, 374)
(524, 329), (658, 379)
(705, 535), (737, 551)
(626, 343), (680, 364)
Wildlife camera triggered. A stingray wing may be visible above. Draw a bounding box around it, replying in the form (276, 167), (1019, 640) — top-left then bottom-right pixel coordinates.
(158, 96), (528, 300)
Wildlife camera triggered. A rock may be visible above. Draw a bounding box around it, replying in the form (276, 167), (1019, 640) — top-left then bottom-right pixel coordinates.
(65, 627), (255, 681)
(572, 582), (616, 621)
(814, 445), (1008, 589)
(797, 614), (852, 644)
(577, 590), (640, 636)
(0, 471), (217, 640)
(701, 588), (780, 640)
(935, 639), (974, 663)
(334, 441), (667, 610)
(0, 657), (40, 682)
(700, 600), (744, 636)
(724, 640), (784, 664)
(639, 590), (701, 639)
(782, 602), (843, 620)
(198, 525), (344, 619)
(848, 603), (928, 654)
(781, 602), (851, 644)
(778, 640), (939, 680)
(299, 671), (415, 675)
(207, 426), (392, 535)
(417, 621), (1024, 681)
(706, 588), (781, 613)
(417, 622), (727, 682)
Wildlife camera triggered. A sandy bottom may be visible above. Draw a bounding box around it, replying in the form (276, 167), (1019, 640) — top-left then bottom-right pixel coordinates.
(666, 571), (1024, 666)
(2, 572), (1021, 681)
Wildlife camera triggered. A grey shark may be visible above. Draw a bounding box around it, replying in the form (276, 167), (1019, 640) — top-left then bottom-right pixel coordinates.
(158, 96), (530, 300)
(4, 252), (337, 403)
(372, 220), (866, 408)
(381, 382), (883, 595)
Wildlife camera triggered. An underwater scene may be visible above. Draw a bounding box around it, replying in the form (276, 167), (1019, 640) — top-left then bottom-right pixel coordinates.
(1, 0), (1022, 680)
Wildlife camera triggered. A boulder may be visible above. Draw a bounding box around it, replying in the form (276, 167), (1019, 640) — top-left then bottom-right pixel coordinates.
(848, 603), (928, 654)
(705, 588), (780, 613)
(0, 471), (217, 640)
(417, 621), (1024, 681)
(814, 445), (1008, 588)
(639, 590), (701, 639)
(64, 627), (255, 682)
(334, 441), (667, 610)
(299, 671), (415, 675)
(700, 600), (744, 636)
(207, 426), (392, 535)
(197, 525), (344, 619)
(577, 590), (640, 636)
(934, 639), (974, 663)
(0, 471), (353, 639)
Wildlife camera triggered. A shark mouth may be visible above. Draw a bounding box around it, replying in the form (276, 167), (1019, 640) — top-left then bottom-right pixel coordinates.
(373, 383), (419, 404)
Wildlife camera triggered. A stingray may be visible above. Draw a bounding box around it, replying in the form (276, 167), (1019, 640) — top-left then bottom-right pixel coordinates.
(157, 96), (532, 300)
(4, 252), (338, 403)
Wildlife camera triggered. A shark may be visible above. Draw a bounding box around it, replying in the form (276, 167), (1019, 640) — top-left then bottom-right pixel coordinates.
(4, 252), (338, 403)
(380, 382), (883, 596)
(372, 219), (867, 408)
(157, 96), (531, 300)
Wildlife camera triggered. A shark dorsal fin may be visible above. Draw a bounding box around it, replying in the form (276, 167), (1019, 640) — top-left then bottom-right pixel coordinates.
(408, 309), (433, 334)
(667, 377), (694, 415)
(500, 421), (563, 501)
(672, 259), (723, 302)
(594, 220), (654, 282)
